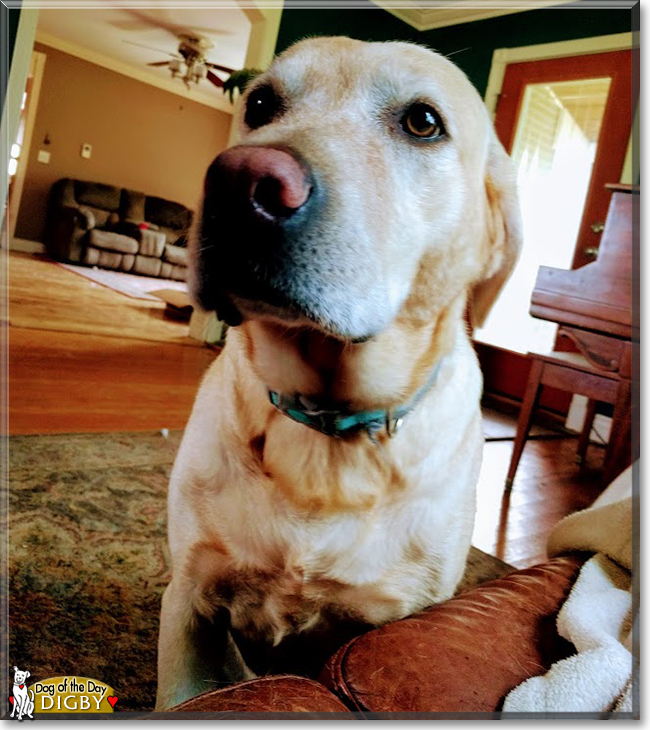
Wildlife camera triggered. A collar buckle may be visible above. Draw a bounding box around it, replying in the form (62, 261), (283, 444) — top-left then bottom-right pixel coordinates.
(385, 410), (404, 438)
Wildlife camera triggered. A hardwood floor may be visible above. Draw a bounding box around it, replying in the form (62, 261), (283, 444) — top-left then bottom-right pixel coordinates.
(8, 327), (216, 434)
(5, 251), (216, 433)
(4, 251), (606, 568)
(7, 252), (198, 345)
(472, 431), (605, 568)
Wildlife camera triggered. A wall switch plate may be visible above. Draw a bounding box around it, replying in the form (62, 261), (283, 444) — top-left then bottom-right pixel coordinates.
(37, 149), (50, 163)
(81, 143), (92, 159)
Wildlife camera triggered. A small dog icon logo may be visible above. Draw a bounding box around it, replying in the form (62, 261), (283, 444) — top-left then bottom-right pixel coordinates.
(9, 667), (34, 720)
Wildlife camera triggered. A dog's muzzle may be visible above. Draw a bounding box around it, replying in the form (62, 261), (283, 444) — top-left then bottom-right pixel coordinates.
(194, 145), (322, 324)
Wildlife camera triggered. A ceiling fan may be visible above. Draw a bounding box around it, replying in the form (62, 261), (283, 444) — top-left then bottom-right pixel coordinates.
(124, 34), (235, 90)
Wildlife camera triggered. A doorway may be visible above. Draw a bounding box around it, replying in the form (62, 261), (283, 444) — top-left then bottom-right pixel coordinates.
(5, 50), (46, 245)
(475, 47), (633, 414)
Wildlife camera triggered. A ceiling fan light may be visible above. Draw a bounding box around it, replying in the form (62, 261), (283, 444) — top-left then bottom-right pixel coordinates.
(169, 58), (181, 73)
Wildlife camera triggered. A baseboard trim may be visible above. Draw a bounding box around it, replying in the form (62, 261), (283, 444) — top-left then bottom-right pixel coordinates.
(482, 391), (570, 432)
(10, 238), (45, 254)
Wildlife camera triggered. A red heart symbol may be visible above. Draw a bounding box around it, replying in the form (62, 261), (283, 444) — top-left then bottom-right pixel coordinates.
(9, 697), (14, 705)
(19, 685), (24, 690)
(107, 696), (118, 708)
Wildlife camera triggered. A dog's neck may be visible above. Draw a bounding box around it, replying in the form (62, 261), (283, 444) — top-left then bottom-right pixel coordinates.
(237, 294), (466, 414)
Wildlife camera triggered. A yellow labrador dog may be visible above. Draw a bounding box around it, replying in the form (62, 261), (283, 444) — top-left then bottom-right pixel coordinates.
(156, 37), (521, 710)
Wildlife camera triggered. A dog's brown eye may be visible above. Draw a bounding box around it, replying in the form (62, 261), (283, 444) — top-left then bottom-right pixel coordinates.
(245, 84), (281, 129)
(401, 104), (444, 139)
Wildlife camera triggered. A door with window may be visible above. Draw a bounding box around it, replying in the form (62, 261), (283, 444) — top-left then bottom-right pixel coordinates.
(474, 49), (633, 413)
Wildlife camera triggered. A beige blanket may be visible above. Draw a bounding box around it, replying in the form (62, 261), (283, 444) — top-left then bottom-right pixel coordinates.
(503, 464), (637, 714)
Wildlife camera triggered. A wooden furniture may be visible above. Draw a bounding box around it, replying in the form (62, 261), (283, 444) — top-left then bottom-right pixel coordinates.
(506, 185), (638, 489)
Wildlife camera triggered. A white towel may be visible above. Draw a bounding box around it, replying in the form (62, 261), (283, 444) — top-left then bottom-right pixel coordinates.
(502, 465), (637, 714)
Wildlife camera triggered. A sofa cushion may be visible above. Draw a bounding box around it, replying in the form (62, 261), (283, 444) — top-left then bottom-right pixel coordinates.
(74, 180), (121, 211)
(169, 676), (353, 715)
(88, 229), (139, 255)
(83, 247), (124, 271)
(120, 253), (135, 272)
(158, 261), (187, 281)
(82, 246), (101, 267)
(133, 254), (162, 277)
(145, 195), (191, 231)
(168, 264), (187, 281)
(320, 555), (586, 714)
(163, 243), (188, 266)
(138, 229), (166, 258)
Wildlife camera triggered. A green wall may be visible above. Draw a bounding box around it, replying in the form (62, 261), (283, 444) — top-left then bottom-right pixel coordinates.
(275, 2), (633, 97)
(1, 3), (22, 113)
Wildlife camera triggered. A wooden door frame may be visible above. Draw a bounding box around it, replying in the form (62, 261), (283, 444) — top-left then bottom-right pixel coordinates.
(1, 8), (40, 238)
(7, 50), (46, 243)
(484, 32), (634, 116)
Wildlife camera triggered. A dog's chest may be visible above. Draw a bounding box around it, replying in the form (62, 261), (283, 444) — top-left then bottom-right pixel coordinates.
(197, 500), (447, 647)
(185, 380), (482, 647)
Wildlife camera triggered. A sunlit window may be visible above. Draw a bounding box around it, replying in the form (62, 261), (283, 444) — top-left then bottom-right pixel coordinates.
(476, 77), (611, 354)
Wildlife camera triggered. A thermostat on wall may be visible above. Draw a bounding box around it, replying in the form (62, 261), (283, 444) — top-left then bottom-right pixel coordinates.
(81, 143), (92, 159)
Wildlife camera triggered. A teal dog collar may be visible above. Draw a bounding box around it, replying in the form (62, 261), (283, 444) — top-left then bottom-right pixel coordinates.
(268, 360), (443, 439)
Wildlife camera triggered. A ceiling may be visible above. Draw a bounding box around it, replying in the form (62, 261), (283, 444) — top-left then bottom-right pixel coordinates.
(34, 2), (571, 113)
(372, 0), (568, 31)
(36, 6), (252, 113)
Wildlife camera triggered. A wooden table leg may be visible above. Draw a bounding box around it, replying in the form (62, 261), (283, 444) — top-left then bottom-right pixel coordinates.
(505, 358), (544, 490)
(576, 398), (597, 465)
(603, 379), (632, 486)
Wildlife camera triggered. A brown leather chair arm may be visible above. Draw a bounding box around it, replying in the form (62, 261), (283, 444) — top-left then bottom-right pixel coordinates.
(320, 555), (587, 714)
(167, 676), (354, 717)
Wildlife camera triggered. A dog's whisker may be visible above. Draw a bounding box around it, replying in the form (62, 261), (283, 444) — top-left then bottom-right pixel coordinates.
(444, 47), (470, 58)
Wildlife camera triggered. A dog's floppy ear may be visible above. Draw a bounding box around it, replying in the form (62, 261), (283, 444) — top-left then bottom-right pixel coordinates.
(25, 671), (30, 678)
(469, 131), (523, 328)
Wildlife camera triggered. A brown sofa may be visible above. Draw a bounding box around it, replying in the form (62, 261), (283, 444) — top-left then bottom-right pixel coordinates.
(45, 178), (191, 281)
(163, 555), (586, 717)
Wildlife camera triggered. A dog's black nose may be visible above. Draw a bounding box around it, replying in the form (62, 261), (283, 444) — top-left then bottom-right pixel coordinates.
(205, 145), (313, 222)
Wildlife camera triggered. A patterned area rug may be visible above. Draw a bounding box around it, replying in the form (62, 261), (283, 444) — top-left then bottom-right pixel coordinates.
(7, 431), (512, 712)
